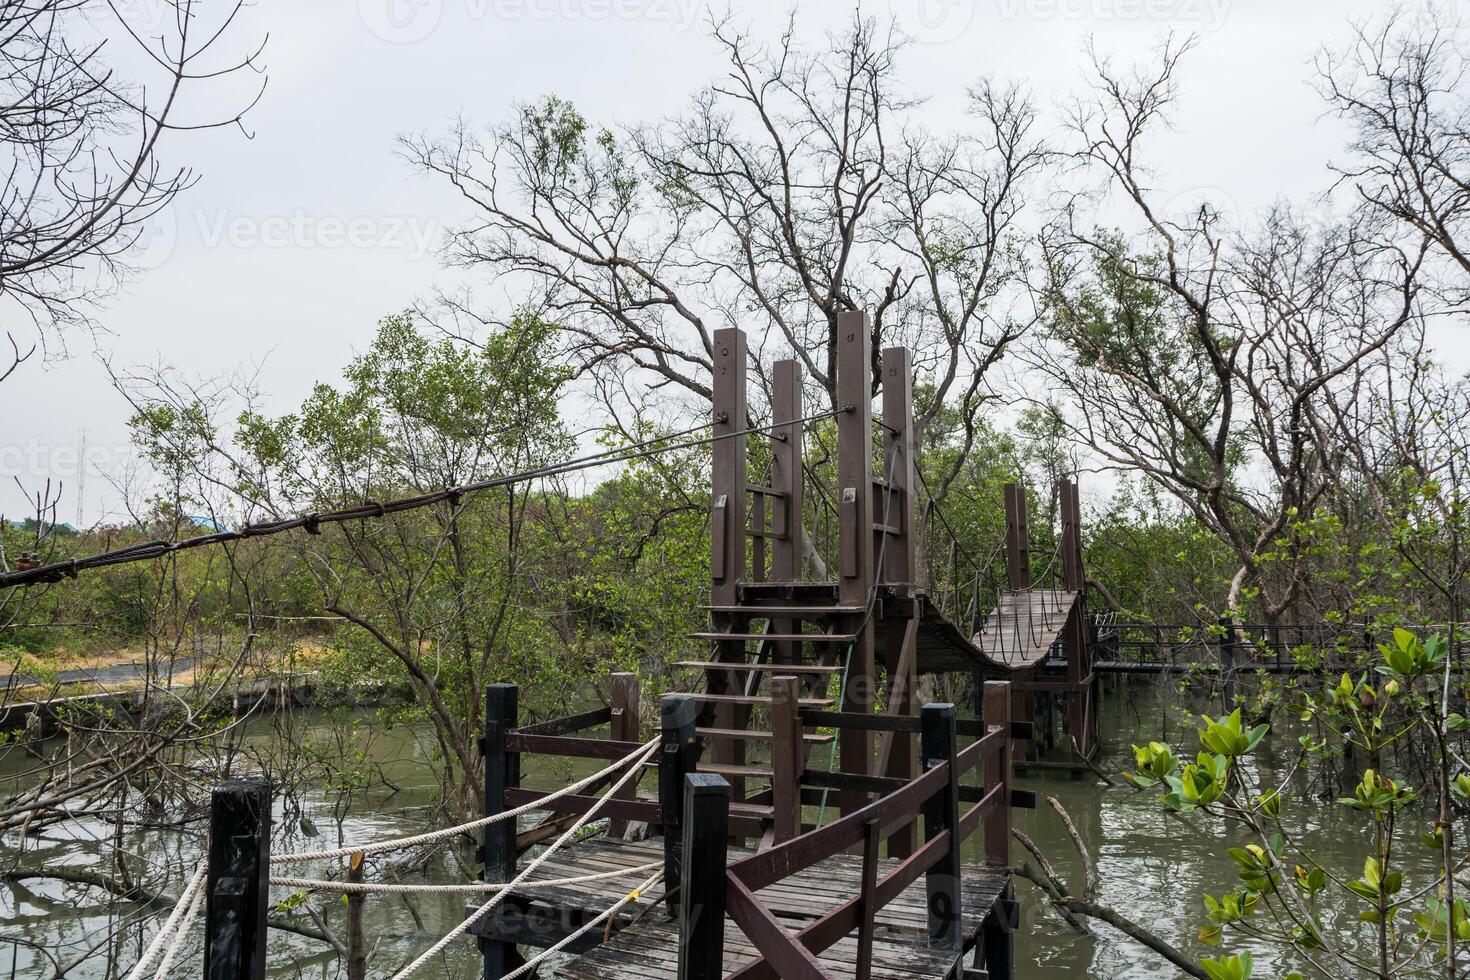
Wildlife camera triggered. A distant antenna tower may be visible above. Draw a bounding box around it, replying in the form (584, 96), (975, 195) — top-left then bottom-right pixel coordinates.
(75, 429), (86, 529)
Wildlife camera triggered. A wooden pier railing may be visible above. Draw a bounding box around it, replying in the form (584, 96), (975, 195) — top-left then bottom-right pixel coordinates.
(197, 676), (1023, 980)
(680, 681), (1019, 980)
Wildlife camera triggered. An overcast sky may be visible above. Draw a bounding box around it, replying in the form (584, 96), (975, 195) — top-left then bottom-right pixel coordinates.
(3, 0), (1461, 525)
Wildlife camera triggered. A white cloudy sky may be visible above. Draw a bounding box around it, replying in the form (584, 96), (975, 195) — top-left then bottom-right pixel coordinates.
(3, 0), (1460, 524)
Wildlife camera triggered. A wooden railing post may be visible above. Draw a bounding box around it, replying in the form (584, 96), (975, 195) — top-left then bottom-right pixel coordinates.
(836, 310), (875, 816)
(710, 327), (748, 605)
(1059, 480), (1093, 756)
(678, 773), (731, 980)
(856, 817), (881, 978)
(482, 683), (523, 979)
(982, 682), (1012, 865)
(771, 359), (804, 584)
(771, 358), (805, 675)
(920, 703), (961, 951)
(981, 682), (1016, 980)
(660, 695), (700, 914)
(1003, 483), (1031, 590)
(880, 346), (915, 585)
(770, 674), (802, 843)
(204, 777), (271, 980)
(1219, 616), (1237, 710)
(609, 672), (640, 838)
(1059, 480), (1084, 593)
(710, 327), (748, 780)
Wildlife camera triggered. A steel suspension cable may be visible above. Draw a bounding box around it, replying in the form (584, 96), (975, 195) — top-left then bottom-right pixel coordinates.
(1, 408), (847, 590)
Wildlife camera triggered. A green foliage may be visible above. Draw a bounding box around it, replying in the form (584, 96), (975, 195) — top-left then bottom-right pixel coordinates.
(1126, 628), (1470, 977)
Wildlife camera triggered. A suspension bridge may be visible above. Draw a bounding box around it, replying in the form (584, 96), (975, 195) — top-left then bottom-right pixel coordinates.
(3, 306), (1419, 978)
(146, 312), (1113, 980)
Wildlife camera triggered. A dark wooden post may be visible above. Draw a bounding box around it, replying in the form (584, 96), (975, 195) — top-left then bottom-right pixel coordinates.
(482, 683), (523, 979)
(881, 346), (919, 857)
(771, 359), (804, 584)
(1059, 480), (1083, 593)
(771, 358), (805, 676)
(677, 773), (731, 980)
(1059, 481), (1092, 757)
(204, 777), (271, 980)
(710, 327), (748, 606)
(980, 894), (1017, 980)
(982, 682), (1012, 865)
(710, 327), (749, 780)
(1003, 483), (1031, 590)
(880, 346), (915, 585)
(920, 703), (961, 951)
(609, 671), (641, 838)
(836, 310), (875, 816)
(660, 695), (700, 913)
(770, 674), (802, 843)
(1218, 616), (1237, 710)
(856, 817), (881, 978)
(346, 851), (366, 980)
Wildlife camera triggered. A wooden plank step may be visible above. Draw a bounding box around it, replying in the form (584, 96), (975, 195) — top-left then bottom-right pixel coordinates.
(698, 726), (834, 744)
(691, 632), (857, 642)
(673, 661), (843, 674)
(639, 761), (775, 779)
(730, 801), (775, 817)
(676, 692), (834, 707)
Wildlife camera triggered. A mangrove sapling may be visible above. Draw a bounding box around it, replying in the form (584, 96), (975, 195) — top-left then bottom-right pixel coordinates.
(1121, 629), (1470, 979)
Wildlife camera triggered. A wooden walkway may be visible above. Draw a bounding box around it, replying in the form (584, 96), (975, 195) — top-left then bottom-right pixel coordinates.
(469, 837), (1008, 979)
(970, 589), (1077, 668)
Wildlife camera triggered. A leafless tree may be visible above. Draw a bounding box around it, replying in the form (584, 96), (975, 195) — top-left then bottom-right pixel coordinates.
(1029, 38), (1428, 626)
(1319, 9), (1470, 303)
(0, 0), (265, 369)
(401, 12), (1048, 496)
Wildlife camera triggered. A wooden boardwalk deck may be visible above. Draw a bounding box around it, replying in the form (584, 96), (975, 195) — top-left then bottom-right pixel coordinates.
(471, 837), (1010, 979)
(971, 589), (1077, 668)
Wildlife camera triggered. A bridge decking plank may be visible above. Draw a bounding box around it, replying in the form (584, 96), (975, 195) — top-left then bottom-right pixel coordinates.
(469, 836), (1007, 979)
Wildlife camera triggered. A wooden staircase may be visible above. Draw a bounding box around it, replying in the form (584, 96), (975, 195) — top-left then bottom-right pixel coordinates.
(662, 585), (864, 840)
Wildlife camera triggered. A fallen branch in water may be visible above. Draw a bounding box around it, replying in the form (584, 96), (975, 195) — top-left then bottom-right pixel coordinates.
(1, 866), (339, 948)
(1010, 799), (1209, 980)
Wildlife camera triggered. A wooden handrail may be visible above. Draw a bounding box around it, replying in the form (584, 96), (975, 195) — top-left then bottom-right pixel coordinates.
(512, 705), (612, 736)
(728, 760), (951, 890)
(722, 692), (1014, 980)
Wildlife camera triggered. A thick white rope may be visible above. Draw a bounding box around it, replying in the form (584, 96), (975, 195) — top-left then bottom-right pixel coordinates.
(499, 868), (664, 980)
(387, 736), (661, 979)
(269, 860), (662, 895)
(123, 862), (208, 980)
(151, 879), (206, 979)
(275, 737), (657, 864)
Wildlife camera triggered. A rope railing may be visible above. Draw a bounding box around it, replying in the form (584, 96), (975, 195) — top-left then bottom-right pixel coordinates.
(274, 734), (659, 865)
(117, 736), (663, 979)
(498, 867), (663, 980)
(123, 861), (208, 980)
(387, 736), (661, 979)
(271, 861), (662, 895)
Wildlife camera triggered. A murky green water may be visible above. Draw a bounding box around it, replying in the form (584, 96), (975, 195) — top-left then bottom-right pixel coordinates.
(0, 681), (1425, 977)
